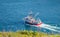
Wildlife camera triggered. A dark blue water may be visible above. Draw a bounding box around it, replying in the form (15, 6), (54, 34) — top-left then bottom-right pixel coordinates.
(0, 0), (60, 34)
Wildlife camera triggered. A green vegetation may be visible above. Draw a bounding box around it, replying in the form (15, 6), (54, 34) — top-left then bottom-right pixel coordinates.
(0, 30), (60, 37)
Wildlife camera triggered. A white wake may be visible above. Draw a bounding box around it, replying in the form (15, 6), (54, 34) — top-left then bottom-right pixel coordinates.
(38, 23), (60, 32)
(26, 23), (60, 33)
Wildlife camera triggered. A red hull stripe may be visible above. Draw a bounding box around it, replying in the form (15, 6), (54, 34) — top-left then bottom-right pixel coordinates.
(36, 22), (42, 26)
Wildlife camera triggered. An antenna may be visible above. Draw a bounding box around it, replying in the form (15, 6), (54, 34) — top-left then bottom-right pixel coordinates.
(34, 12), (39, 18)
(28, 11), (33, 16)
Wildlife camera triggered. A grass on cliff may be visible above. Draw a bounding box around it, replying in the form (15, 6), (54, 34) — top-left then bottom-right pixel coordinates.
(0, 30), (60, 37)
